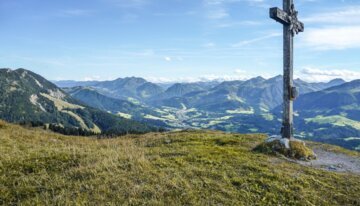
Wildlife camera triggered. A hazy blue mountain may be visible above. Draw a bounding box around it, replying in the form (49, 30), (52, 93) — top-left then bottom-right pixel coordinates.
(156, 81), (220, 90)
(91, 77), (164, 100)
(295, 80), (360, 113)
(53, 80), (100, 88)
(149, 83), (209, 106)
(0, 68), (160, 135)
(64, 87), (141, 112)
(167, 76), (303, 112)
(311, 78), (346, 90)
(145, 76), (347, 113)
(191, 81), (251, 112)
(64, 86), (161, 120)
(294, 80), (360, 127)
(164, 83), (207, 97)
(156, 82), (175, 90)
(136, 82), (164, 99)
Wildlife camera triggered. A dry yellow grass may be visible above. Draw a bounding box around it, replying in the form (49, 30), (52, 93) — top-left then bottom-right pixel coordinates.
(0, 120), (359, 205)
(40, 93), (84, 110)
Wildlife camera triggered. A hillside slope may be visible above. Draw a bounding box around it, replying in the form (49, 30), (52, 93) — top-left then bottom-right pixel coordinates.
(63, 86), (152, 117)
(292, 80), (360, 150)
(0, 68), (158, 135)
(0, 121), (359, 205)
(91, 77), (164, 100)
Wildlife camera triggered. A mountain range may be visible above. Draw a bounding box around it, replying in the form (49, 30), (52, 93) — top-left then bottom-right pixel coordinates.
(54, 73), (360, 151)
(1, 68), (359, 151)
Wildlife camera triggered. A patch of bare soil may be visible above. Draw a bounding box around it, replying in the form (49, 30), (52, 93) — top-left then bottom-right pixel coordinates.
(298, 148), (360, 174)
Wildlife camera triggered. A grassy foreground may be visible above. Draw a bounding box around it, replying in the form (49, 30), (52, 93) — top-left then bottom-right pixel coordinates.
(0, 121), (359, 205)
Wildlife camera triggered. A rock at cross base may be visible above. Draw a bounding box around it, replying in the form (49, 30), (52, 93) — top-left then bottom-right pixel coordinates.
(254, 135), (317, 161)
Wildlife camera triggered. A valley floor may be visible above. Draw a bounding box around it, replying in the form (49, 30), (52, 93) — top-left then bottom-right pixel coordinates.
(0, 121), (359, 205)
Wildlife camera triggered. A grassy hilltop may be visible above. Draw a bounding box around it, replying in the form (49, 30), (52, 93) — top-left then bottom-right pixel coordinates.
(0, 120), (359, 205)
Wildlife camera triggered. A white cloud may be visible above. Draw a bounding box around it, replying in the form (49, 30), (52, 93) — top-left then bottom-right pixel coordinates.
(83, 75), (105, 81)
(301, 26), (360, 50)
(164, 56), (172, 62)
(297, 67), (360, 82)
(301, 6), (360, 50)
(203, 42), (216, 48)
(145, 69), (253, 83)
(303, 6), (360, 24)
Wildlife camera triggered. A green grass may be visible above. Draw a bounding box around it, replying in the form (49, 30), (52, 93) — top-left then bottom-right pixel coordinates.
(0, 120), (359, 205)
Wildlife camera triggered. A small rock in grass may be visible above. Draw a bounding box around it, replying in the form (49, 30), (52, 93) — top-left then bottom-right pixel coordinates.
(254, 135), (317, 161)
(328, 165), (337, 171)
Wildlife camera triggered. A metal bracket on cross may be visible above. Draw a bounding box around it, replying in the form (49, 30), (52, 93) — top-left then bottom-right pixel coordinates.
(270, 4), (304, 36)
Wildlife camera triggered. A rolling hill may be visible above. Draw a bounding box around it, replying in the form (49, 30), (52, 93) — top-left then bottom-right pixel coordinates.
(0, 68), (160, 135)
(1, 120), (359, 205)
(64, 86), (148, 116)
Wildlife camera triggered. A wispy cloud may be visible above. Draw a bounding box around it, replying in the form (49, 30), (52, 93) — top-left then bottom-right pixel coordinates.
(57, 9), (93, 17)
(245, 0), (269, 8)
(232, 32), (281, 47)
(215, 20), (263, 28)
(206, 8), (229, 19)
(203, 0), (237, 20)
(297, 67), (360, 82)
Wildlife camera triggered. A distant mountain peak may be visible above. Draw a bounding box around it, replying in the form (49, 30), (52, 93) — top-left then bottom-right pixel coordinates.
(328, 78), (346, 84)
(253, 76), (265, 81)
(122, 76), (147, 83)
(267, 75), (283, 83)
(243, 76), (266, 86)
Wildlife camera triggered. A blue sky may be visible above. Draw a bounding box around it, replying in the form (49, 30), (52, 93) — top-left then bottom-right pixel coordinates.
(1, 0), (360, 82)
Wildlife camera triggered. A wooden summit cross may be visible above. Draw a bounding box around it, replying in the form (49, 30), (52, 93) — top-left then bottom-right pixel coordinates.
(270, 0), (304, 139)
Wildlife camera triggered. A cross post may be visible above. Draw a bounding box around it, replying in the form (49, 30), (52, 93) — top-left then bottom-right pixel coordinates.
(270, 0), (304, 139)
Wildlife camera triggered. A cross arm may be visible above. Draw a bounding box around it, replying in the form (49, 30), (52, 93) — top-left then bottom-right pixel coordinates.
(270, 7), (289, 25)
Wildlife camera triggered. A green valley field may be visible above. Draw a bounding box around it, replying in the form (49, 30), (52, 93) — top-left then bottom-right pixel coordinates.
(0, 120), (359, 205)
